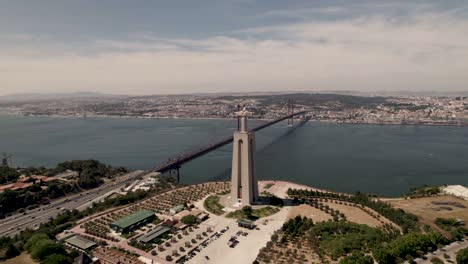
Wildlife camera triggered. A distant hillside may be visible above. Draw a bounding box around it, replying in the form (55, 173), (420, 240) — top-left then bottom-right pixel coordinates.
(219, 93), (389, 109)
(0, 92), (126, 103)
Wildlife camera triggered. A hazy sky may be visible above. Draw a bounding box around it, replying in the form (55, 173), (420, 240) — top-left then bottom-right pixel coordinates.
(0, 0), (467, 95)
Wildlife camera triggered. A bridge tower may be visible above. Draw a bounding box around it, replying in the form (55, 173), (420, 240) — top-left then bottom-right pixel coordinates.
(230, 107), (259, 206)
(287, 99), (295, 127)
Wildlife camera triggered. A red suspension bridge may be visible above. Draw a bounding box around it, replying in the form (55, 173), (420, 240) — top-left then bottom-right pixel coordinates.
(152, 110), (308, 180)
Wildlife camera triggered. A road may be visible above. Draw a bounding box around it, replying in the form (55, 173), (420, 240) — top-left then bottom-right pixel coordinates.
(407, 239), (468, 263)
(0, 170), (146, 237)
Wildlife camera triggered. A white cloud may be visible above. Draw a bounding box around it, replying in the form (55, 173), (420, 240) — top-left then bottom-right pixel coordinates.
(0, 5), (467, 95)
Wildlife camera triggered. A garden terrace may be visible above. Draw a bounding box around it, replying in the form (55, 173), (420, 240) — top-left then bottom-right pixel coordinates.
(288, 188), (417, 233)
(127, 182), (230, 216)
(255, 216), (322, 264)
(79, 182), (229, 245)
(305, 198), (401, 233)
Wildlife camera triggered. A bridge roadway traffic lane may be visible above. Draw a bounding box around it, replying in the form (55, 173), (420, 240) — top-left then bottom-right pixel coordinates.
(0, 170), (146, 237)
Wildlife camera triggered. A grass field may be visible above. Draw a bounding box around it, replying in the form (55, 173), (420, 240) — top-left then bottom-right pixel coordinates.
(390, 195), (468, 236)
(203, 195), (225, 215)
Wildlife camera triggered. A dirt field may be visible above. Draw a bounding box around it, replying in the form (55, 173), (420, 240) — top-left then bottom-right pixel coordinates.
(1, 253), (36, 264)
(390, 195), (468, 235)
(322, 201), (391, 228)
(259, 181), (330, 199)
(287, 204), (332, 222)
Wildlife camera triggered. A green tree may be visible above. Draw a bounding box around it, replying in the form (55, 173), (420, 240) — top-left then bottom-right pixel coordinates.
(4, 243), (20, 258)
(24, 233), (49, 252)
(339, 251), (374, 264)
(181, 215), (197, 225)
(457, 248), (468, 264)
(242, 206), (253, 218)
(42, 254), (72, 264)
(431, 257), (444, 264)
(0, 167), (20, 184)
(271, 233), (279, 242)
(45, 184), (65, 199)
(31, 239), (66, 261)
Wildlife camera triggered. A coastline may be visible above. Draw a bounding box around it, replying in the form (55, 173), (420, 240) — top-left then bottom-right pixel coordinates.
(1, 110), (466, 127)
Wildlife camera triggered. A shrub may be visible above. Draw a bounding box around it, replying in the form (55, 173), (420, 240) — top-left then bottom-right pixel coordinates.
(42, 254), (72, 264)
(457, 248), (468, 264)
(31, 240), (66, 261)
(181, 215), (197, 225)
(339, 251), (374, 264)
(430, 257), (444, 264)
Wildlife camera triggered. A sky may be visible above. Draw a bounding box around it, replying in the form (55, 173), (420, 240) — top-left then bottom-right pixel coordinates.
(0, 0), (467, 96)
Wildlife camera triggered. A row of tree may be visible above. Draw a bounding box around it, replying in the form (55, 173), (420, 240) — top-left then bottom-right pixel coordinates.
(267, 216), (462, 264)
(57, 160), (127, 188)
(0, 166), (20, 184)
(281, 216), (314, 240)
(287, 188), (419, 233)
(313, 221), (393, 260)
(372, 232), (447, 264)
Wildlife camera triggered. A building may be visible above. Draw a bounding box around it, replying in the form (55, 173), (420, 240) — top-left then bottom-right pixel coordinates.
(170, 204), (185, 215)
(64, 235), (97, 252)
(137, 225), (171, 243)
(237, 219), (256, 229)
(109, 209), (155, 233)
(230, 108), (259, 205)
(73, 252), (93, 264)
(0, 182), (33, 193)
(94, 247), (144, 264)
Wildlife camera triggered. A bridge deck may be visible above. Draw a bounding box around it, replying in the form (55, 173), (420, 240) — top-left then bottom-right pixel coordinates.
(152, 111), (306, 173)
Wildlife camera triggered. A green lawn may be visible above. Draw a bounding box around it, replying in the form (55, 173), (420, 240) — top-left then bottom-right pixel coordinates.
(226, 206), (280, 220)
(203, 195), (225, 215)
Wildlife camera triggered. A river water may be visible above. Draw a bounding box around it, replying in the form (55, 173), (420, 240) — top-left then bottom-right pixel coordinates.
(0, 114), (467, 197)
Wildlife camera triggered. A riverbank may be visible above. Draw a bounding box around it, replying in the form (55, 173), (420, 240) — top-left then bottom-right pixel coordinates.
(1, 109), (466, 127)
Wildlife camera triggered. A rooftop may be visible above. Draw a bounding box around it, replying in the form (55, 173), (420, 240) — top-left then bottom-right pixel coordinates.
(110, 209), (155, 229)
(138, 226), (171, 243)
(238, 219), (256, 225)
(171, 205), (184, 211)
(65, 235), (96, 250)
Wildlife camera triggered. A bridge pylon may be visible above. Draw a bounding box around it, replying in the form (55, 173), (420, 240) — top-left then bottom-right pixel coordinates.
(167, 165), (181, 183)
(287, 99), (295, 127)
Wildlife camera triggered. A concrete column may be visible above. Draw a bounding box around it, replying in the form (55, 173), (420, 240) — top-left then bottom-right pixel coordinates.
(230, 130), (258, 205)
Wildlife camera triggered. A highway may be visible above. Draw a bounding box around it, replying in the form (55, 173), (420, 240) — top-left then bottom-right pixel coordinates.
(0, 170), (146, 237)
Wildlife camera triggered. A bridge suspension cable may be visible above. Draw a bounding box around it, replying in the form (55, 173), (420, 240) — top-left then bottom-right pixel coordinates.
(152, 110), (307, 174)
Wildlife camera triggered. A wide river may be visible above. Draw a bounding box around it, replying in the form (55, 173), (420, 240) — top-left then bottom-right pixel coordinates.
(0, 114), (467, 197)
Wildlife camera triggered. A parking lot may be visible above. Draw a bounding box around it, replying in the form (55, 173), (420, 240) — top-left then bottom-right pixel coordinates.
(186, 206), (291, 264)
(181, 225), (231, 262)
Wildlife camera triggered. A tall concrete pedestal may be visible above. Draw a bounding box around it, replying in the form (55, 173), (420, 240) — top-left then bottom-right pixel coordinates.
(230, 109), (259, 206)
